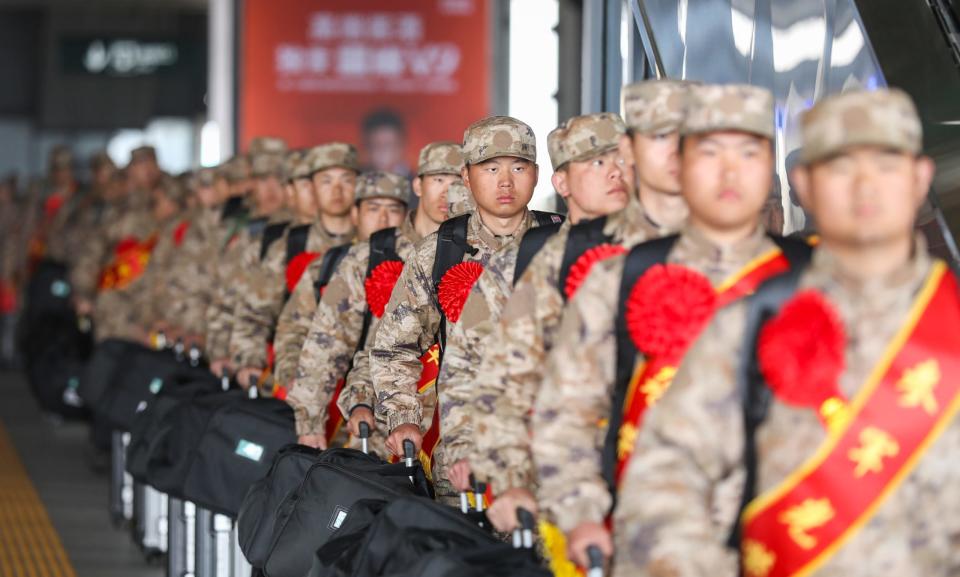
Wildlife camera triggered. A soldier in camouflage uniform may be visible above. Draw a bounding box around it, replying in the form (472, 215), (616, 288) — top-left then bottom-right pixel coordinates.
(615, 89), (959, 577)
(206, 139), (289, 377)
(438, 113), (630, 495)
(371, 116), (547, 502)
(92, 171), (187, 342)
(231, 143), (358, 388)
(290, 143), (462, 452)
(531, 84), (791, 568)
(466, 82), (694, 533)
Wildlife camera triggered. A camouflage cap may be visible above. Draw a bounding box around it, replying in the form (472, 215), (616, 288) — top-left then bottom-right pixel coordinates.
(447, 179), (476, 217)
(548, 113), (626, 170)
(282, 150), (305, 182)
(290, 151), (314, 181)
(306, 142), (360, 175)
(195, 167), (217, 188)
(251, 152), (286, 179)
(621, 79), (693, 135)
(248, 136), (288, 156)
(683, 84), (774, 139)
(89, 150), (116, 172)
(354, 171), (412, 205)
(130, 145), (157, 164)
(156, 175), (189, 206)
(418, 142), (464, 176)
(462, 116), (537, 165)
(49, 146), (73, 170)
(217, 155), (252, 183)
(800, 88), (923, 165)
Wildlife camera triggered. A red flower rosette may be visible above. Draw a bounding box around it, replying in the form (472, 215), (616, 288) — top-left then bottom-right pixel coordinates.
(625, 264), (718, 360)
(564, 243), (627, 300)
(438, 261), (484, 323)
(173, 220), (190, 247)
(757, 290), (847, 428)
(286, 251), (320, 293)
(365, 260), (405, 318)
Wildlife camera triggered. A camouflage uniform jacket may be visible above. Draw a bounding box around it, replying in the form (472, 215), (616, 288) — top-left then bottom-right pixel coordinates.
(289, 216), (423, 436)
(470, 203), (666, 492)
(611, 239), (960, 577)
(532, 225), (778, 532)
(229, 220), (354, 368)
(69, 194), (133, 302)
(159, 207), (222, 338)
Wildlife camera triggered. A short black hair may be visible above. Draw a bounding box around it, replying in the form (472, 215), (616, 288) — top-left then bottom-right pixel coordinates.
(362, 108), (406, 138)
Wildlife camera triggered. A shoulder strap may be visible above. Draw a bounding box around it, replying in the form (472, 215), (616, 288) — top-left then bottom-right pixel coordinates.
(557, 216), (615, 300)
(258, 221), (289, 261)
(367, 227), (401, 278)
(431, 214), (474, 293)
(512, 223), (564, 286)
(531, 210), (566, 227)
(601, 235), (681, 498)
(284, 224), (311, 264)
(726, 238), (812, 552)
(312, 244), (352, 303)
(220, 195), (245, 220)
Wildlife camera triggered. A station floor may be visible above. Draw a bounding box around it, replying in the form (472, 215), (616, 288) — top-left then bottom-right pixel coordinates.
(0, 370), (161, 577)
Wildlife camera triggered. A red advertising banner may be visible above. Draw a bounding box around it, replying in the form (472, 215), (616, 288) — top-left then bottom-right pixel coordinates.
(240, 0), (491, 176)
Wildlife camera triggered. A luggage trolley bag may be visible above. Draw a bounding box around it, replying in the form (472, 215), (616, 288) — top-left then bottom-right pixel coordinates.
(262, 440), (432, 577)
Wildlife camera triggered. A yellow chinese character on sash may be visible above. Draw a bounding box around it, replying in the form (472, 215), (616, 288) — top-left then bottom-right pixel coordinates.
(778, 498), (835, 550)
(742, 540), (776, 577)
(426, 346), (440, 366)
(640, 366), (677, 406)
(848, 427), (900, 477)
(896, 359), (940, 415)
(618, 423), (637, 459)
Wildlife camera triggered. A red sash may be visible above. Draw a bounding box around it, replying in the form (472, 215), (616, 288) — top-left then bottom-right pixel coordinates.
(616, 249), (790, 485)
(741, 263), (960, 577)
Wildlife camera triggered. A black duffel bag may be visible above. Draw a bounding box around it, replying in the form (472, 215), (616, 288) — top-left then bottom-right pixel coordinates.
(237, 443), (325, 569)
(125, 372), (223, 483)
(262, 448), (432, 577)
(310, 497), (551, 577)
(177, 396), (298, 517)
(20, 314), (92, 419)
(78, 338), (141, 409)
(22, 259), (72, 318)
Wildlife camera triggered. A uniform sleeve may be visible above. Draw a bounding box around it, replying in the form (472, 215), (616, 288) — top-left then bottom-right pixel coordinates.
(165, 217), (218, 338)
(287, 248), (368, 437)
(230, 239), (285, 368)
(370, 247), (440, 432)
(531, 261), (621, 531)
(611, 316), (743, 577)
(472, 257), (563, 493)
(273, 258), (322, 386)
(338, 315), (381, 418)
(205, 237), (249, 360)
(70, 216), (113, 301)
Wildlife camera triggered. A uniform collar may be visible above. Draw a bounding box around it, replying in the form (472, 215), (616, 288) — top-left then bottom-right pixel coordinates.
(679, 222), (768, 267)
(470, 208), (534, 251)
(399, 211), (422, 245)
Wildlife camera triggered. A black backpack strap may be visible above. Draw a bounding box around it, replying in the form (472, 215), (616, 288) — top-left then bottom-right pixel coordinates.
(726, 237), (812, 552)
(220, 195), (245, 220)
(312, 245), (352, 303)
(284, 224), (312, 264)
(431, 214), (475, 354)
(513, 223), (564, 286)
(258, 221), (290, 261)
(601, 235), (680, 500)
(357, 228), (403, 351)
(557, 216), (616, 300)
(531, 210), (566, 227)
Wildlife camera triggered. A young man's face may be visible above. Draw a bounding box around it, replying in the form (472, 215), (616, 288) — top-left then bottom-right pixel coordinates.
(792, 146), (933, 248)
(312, 167), (357, 218)
(291, 177), (319, 220)
(414, 173), (459, 225)
(631, 131), (682, 195)
(553, 149), (630, 220)
(352, 197), (407, 241)
(462, 157), (537, 219)
(681, 131), (772, 234)
(253, 175), (286, 216)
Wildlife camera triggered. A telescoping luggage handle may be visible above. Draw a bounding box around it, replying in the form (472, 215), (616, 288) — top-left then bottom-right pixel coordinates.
(587, 545), (605, 577)
(359, 422), (370, 455)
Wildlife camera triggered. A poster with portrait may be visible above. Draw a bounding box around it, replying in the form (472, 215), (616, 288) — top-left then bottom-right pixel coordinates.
(240, 0), (491, 176)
